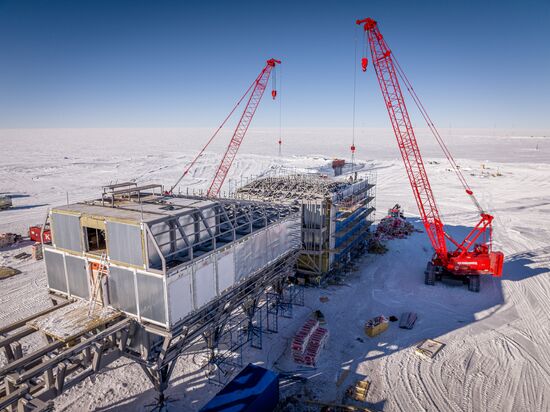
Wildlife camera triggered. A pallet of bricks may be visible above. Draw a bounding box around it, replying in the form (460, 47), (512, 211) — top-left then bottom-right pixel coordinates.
(291, 318), (329, 366)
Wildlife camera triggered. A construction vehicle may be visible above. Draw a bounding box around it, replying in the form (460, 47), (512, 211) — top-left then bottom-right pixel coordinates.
(356, 18), (504, 292)
(388, 204), (404, 219)
(171, 58), (280, 196)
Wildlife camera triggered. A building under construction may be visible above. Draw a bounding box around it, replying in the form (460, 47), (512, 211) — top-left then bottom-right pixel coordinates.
(0, 183), (302, 410)
(236, 173), (376, 282)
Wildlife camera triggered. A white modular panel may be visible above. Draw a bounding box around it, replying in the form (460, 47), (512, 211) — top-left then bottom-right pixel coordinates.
(251, 230), (268, 269)
(193, 257), (216, 309)
(217, 247), (235, 293)
(235, 238), (254, 282)
(167, 268), (194, 325)
(266, 223), (282, 264)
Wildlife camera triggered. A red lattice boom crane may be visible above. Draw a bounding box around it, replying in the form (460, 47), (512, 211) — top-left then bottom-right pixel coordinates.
(171, 59), (280, 197)
(356, 17), (503, 291)
(207, 58), (280, 197)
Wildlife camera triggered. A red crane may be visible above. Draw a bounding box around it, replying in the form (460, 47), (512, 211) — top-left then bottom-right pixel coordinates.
(170, 58), (280, 196)
(207, 58), (280, 197)
(356, 17), (503, 291)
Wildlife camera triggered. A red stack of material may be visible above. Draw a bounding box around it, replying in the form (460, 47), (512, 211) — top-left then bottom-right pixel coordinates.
(291, 319), (329, 366)
(375, 216), (414, 240)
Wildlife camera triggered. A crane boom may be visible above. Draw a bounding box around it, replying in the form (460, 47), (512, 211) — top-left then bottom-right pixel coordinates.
(207, 58), (280, 197)
(356, 18), (503, 284)
(358, 18), (447, 257)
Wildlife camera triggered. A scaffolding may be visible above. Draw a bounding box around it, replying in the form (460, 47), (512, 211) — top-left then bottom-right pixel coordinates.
(236, 173), (376, 282)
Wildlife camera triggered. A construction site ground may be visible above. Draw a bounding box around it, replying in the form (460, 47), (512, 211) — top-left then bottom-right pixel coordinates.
(1, 128), (549, 411)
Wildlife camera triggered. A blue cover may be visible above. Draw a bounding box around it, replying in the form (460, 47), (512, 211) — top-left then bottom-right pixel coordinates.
(200, 364), (279, 412)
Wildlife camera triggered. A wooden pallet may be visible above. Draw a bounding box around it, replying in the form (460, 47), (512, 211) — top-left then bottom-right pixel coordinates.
(415, 338), (445, 359)
(27, 301), (121, 343)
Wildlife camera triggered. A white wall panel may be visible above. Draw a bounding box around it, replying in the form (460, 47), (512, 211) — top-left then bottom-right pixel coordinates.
(168, 268), (193, 325)
(193, 257), (216, 309)
(217, 248), (235, 293)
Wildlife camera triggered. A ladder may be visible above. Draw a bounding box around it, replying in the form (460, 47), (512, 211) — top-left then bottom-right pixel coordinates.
(88, 252), (109, 317)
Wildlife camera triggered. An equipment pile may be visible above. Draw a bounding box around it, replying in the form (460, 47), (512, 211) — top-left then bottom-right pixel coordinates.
(0, 233), (22, 248)
(375, 216), (414, 240)
(291, 318), (329, 366)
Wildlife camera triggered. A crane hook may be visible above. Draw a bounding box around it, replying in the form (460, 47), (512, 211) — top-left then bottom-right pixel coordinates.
(272, 90), (277, 99)
(361, 57), (368, 72)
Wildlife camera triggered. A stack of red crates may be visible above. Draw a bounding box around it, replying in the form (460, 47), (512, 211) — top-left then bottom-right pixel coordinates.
(291, 319), (329, 366)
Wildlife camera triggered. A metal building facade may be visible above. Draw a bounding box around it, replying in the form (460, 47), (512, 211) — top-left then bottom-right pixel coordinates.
(43, 193), (301, 330)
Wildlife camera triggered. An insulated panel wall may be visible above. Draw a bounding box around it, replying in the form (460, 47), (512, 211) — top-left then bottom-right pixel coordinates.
(109, 266), (138, 315)
(193, 257), (216, 309)
(252, 230), (268, 269)
(106, 222), (143, 267)
(51, 213), (82, 252)
(136, 273), (166, 324)
(65, 255), (89, 299)
(266, 222), (282, 263)
(217, 248), (235, 293)
(235, 238), (254, 282)
(44, 249), (67, 293)
(167, 268), (193, 325)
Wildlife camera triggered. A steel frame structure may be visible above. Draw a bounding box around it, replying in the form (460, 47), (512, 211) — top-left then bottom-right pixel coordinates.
(0, 249), (299, 411)
(236, 174), (376, 280)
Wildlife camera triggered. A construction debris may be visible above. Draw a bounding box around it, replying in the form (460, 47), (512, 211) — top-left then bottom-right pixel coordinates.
(375, 216), (414, 240)
(416, 338), (445, 359)
(0, 266), (21, 279)
(0, 232), (22, 248)
(292, 318), (329, 366)
(14, 252), (31, 260)
(367, 238), (388, 254)
(364, 316), (389, 337)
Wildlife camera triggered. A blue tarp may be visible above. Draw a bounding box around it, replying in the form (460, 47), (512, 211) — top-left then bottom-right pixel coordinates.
(200, 364), (279, 412)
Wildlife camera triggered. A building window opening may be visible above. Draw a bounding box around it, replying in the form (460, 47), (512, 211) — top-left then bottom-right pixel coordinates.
(85, 226), (106, 253)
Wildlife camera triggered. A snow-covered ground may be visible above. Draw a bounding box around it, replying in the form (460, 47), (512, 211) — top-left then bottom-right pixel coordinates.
(1, 128), (550, 411)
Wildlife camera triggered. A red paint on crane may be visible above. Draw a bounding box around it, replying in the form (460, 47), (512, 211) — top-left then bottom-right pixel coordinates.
(207, 59), (281, 198)
(356, 17), (503, 279)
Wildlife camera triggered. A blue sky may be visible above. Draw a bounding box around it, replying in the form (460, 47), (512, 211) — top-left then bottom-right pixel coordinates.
(0, 0), (548, 129)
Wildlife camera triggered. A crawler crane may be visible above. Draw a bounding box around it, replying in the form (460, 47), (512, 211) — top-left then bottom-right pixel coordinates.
(356, 18), (503, 291)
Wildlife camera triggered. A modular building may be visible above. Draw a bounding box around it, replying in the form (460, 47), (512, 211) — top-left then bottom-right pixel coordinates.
(43, 184), (301, 331)
(236, 174), (376, 281)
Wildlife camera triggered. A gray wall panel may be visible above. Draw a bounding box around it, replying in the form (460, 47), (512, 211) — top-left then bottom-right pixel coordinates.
(137, 273), (166, 324)
(65, 255), (89, 299)
(109, 267), (137, 315)
(44, 250), (67, 293)
(52, 213), (82, 252)
(106, 222), (143, 266)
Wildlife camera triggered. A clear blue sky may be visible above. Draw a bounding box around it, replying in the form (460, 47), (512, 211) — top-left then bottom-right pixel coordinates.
(0, 0), (548, 129)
